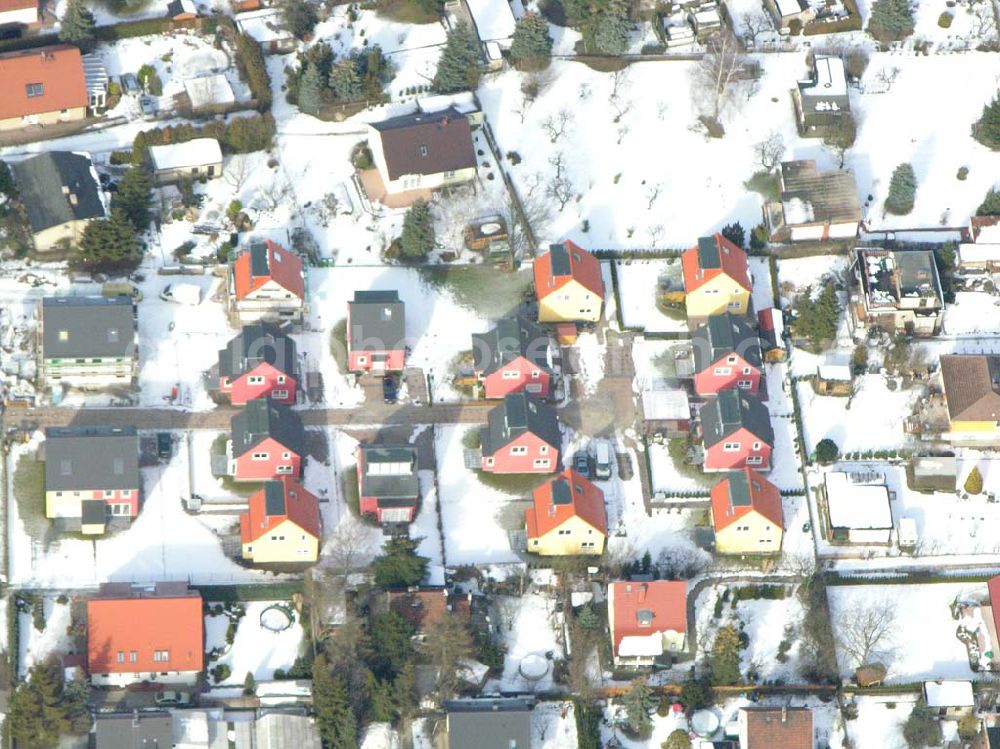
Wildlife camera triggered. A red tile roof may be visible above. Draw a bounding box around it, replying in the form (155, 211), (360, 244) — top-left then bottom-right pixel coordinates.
(386, 588), (471, 632)
(525, 468), (607, 540)
(0, 46), (87, 122)
(988, 575), (1000, 641)
(710, 468), (783, 533)
(743, 707), (813, 749)
(681, 233), (751, 294)
(610, 580), (686, 655)
(534, 240), (604, 300)
(231, 240), (305, 302)
(239, 476), (320, 544)
(87, 589), (203, 676)
(0, 0), (37, 12)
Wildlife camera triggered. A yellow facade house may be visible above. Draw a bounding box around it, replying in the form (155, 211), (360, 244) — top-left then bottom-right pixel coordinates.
(0, 46), (89, 133)
(681, 234), (752, 322)
(525, 469), (607, 556)
(711, 469), (784, 555)
(534, 241), (606, 324)
(240, 478), (321, 564)
(939, 355), (1000, 437)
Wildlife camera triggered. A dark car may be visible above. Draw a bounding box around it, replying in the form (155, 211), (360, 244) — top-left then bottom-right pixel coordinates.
(382, 375), (399, 404)
(156, 432), (172, 460)
(573, 451), (590, 477)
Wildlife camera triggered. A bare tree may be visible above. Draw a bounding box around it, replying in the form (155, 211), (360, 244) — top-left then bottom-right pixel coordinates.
(523, 171), (545, 199)
(836, 600), (897, 668)
(644, 181), (662, 209)
(611, 96), (633, 124)
(874, 65), (900, 92)
(259, 176), (292, 214)
(741, 9), (774, 46)
(223, 154), (252, 192)
(656, 100), (669, 120)
(495, 595), (520, 633)
(578, 82), (592, 100)
(532, 710), (551, 741)
(690, 30), (749, 123)
(754, 131), (786, 171)
(616, 124), (630, 145)
(324, 520), (375, 579)
(421, 612), (474, 700)
(648, 223), (665, 246)
(823, 112), (857, 168)
(970, 0), (997, 38)
(610, 68), (630, 101)
(546, 173), (574, 210)
(541, 109), (572, 143)
(548, 152), (566, 181)
(497, 188), (550, 259)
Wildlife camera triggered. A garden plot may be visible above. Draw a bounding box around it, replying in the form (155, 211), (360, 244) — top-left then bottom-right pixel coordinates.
(913, 0), (997, 45)
(943, 291), (1000, 336)
(769, 415), (805, 491)
(17, 594), (74, 676)
(205, 601), (305, 685)
(572, 331), (606, 397)
(413, 470), (444, 580)
(495, 593), (564, 693)
(648, 441), (712, 495)
(748, 256), (775, 313)
(776, 255), (849, 307)
(841, 694), (916, 749)
(531, 702), (578, 749)
(615, 259), (687, 333)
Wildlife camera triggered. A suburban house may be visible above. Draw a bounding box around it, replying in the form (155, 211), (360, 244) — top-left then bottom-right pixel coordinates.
(691, 313), (763, 396)
(148, 138), (223, 186)
(217, 324), (298, 405)
(608, 580), (687, 667)
(96, 710), (320, 749)
(367, 108), (477, 198)
(534, 240), (605, 324)
(739, 707), (814, 749)
(0, 0), (39, 28)
(236, 8), (298, 54)
(681, 234), (752, 321)
(0, 45), (88, 132)
(228, 398), (304, 481)
(766, 0), (815, 31)
(255, 714), (322, 748)
(794, 55), (851, 136)
(701, 389), (774, 472)
(164, 0), (198, 19)
(939, 355), (1000, 436)
(39, 296), (137, 388)
(959, 216), (1000, 272)
(240, 477), (321, 564)
(44, 426), (140, 535)
(710, 469), (784, 555)
(95, 713), (172, 749)
(923, 681), (975, 719)
(445, 698), (533, 749)
(385, 588), (471, 636)
(87, 582), (203, 687)
(11, 151), (106, 251)
(472, 316), (553, 399)
(850, 248), (944, 336)
(480, 393), (561, 474)
(765, 160), (861, 242)
(823, 471), (893, 544)
(348, 290), (406, 374)
(356, 443), (420, 523)
(640, 379), (691, 437)
(525, 468), (607, 556)
(229, 241), (306, 325)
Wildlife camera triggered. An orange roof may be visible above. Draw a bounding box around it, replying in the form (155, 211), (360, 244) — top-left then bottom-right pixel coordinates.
(240, 476), (320, 544)
(534, 240), (605, 301)
(87, 590), (203, 676)
(610, 580), (686, 655)
(387, 588), (471, 632)
(525, 468), (607, 540)
(232, 240), (305, 301)
(0, 46), (87, 122)
(710, 468), (783, 532)
(743, 708), (813, 749)
(0, 0), (37, 12)
(681, 233), (751, 294)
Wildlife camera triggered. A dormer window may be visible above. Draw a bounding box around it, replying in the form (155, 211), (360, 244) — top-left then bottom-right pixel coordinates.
(637, 609), (653, 627)
(419, 145), (428, 157)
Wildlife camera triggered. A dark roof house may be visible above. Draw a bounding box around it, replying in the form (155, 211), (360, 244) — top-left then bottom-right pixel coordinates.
(231, 398), (304, 457)
(218, 323), (298, 381)
(44, 426), (139, 491)
(940, 355), (1000, 424)
(480, 393), (560, 457)
(445, 698), (534, 749)
(702, 389), (774, 447)
(41, 296), (135, 360)
(349, 290), (405, 352)
(692, 313), (762, 373)
(95, 712), (173, 749)
(472, 316), (551, 376)
(11, 151), (105, 235)
(358, 444), (419, 499)
(369, 108), (476, 181)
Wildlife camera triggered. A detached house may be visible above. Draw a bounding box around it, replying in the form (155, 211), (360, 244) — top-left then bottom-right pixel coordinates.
(229, 241), (305, 324)
(472, 316), (553, 399)
(851, 248), (944, 336)
(940, 355), (1000, 436)
(87, 582), (203, 687)
(765, 160), (861, 243)
(228, 398), (304, 481)
(217, 324), (298, 405)
(739, 707), (813, 749)
(240, 477), (321, 564)
(357, 444), (419, 523)
(348, 290), (406, 374)
(533, 241), (605, 323)
(710, 469), (783, 555)
(525, 468), (607, 556)
(794, 55), (851, 137)
(39, 296), (137, 388)
(681, 234), (752, 322)
(148, 137), (223, 186)
(0, 0), (39, 28)
(446, 698), (533, 749)
(44, 426), (140, 535)
(480, 393), (560, 474)
(701, 389), (774, 472)
(608, 580), (687, 667)
(691, 313), (763, 396)
(0, 45), (88, 132)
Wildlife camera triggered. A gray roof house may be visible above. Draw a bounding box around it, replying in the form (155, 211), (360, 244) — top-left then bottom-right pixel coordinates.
(795, 55), (850, 135)
(44, 426), (139, 492)
(445, 698), (534, 749)
(39, 296), (137, 387)
(480, 393), (561, 458)
(230, 398), (305, 462)
(95, 711), (173, 749)
(218, 323), (299, 384)
(692, 313), (762, 374)
(357, 444), (420, 522)
(347, 290), (406, 371)
(472, 316), (551, 377)
(702, 389), (774, 450)
(256, 711), (321, 749)
(765, 160), (861, 243)
(10, 151), (106, 252)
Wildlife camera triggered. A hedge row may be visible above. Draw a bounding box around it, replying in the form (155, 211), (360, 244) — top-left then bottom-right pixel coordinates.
(235, 32), (272, 111)
(826, 572), (995, 586)
(131, 112), (276, 163)
(193, 581), (305, 602)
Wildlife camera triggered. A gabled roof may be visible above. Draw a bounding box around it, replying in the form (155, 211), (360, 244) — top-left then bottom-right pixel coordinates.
(370, 107), (476, 180)
(526, 468), (607, 540)
(349, 290), (405, 352)
(231, 241), (305, 301)
(0, 0), (39, 12)
(940, 355), (1000, 422)
(256, 713), (322, 749)
(710, 468), (782, 532)
(44, 426), (139, 491)
(480, 393), (560, 457)
(11, 151), (105, 233)
(149, 137), (221, 171)
(240, 476), (320, 544)
(358, 444), (419, 501)
(387, 588), (470, 632)
(681, 234), (751, 294)
(42, 296), (134, 359)
(779, 159), (861, 226)
(609, 580), (686, 655)
(692, 313), (762, 373)
(445, 698), (534, 749)
(0, 45), (87, 122)
(231, 398), (304, 457)
(219, 323), (298, 380)
(472, 316), (551, 376)
(533, 240), (605, 300)
(701, 390), (774, 447)
(742, 707), (813, 749)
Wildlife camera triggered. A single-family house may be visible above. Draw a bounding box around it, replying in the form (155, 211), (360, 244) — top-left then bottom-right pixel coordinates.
(959, 216), (1000, 272)
(739, 707), (813, 749)
(765, 0), (815, 31)
(923, 681), (975, 718)
(534, 241), (605, 324)
(39, 296), (137, 388)
(608, 580), (687, 667)
(0, 45), (88, 132)
(850, 248), (944, 336)
(472, 316), (553, 399)
(148, 138), (222, 185)
(525, 468), (607, 556)
(765, 160), (861, 242)
(480, 393), (560, 474)
(229, 240), (306, 325)
(11, 151), (105, 251)
(794, 55), (851, 136)
(367, 108), (477, 197)
(823, 471), (893, 544)
(939, 355), (1000, 436)
(228, 398), (304, 481)
(240, 477), (320, 564)
(385, 588), (471, 636)
(235, 8), (297, 54)
(710, 469), (783, 555)
(217, 324), (298, 405)
(445, 698), (534, 749)
(687, 3), (722, 38)
(640, 378), (691, 437)
(95, 713), (173, 749)
(692, 313), (763, 396)
(165, 0), (198, 19)
(348, 290), (406, 374)
(357, 444), (419, 523)
(0, 0), (39, 28)
(87, 582), (203, 687)
(701, 389), (774, 472)
(44, 426), (140, 535)
(681, 234), (752, 322)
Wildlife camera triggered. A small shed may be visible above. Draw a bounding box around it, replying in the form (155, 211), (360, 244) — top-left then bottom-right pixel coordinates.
(148, 138), (223, 185)
(757, 307), (786, 362)
(910, 456), (957, 493)
(897, 517), (917, 550)
(555, 323), (578, 346)
(236, 8), (297, 54)
(815, 352), (853, 396)
(923, 680), (975, 718)
(855, 663), (886, 687)
(824, 471), (893, 544)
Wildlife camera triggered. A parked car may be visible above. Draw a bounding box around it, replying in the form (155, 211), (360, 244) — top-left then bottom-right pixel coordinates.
(154, 690), (191, 706)
(156, 432), (172, 460)
(382, 374), (399, 404)
(593, 440), (612, 480)
(139, 95), (156, 119)
(573, 451), (590, 477)
(120, 73), (141, 95)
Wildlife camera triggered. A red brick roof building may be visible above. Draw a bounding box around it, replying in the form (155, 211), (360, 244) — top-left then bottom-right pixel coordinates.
(229, 241), (305, 324)
(0, 46), (88, 131)
(525, 468), (607, 556)
(739, 707), (813, 749)
(608, 580), (687, 666)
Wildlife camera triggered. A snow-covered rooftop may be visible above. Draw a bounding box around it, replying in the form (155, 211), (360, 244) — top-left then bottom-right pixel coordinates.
(923, 680), (974, 708)
(817, 352), (852, 382)
(418, 92), (478, 116)
(641, 379), (691, 421)
(618, 632), (664, 658)
(959, 243), (1000, 264)
(783, 196), (815, 225)
(801, 55), (848, 98)
(235, 8), (292, 43)
(465, 0), (516, 43)
(774, 0), (804, 18)
(824, 472), (893, 530)
(184, 74), (234, 109)
(149, 138), (222, 172)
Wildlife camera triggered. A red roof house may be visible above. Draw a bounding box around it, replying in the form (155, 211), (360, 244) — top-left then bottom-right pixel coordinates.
(472, 316), (553, 399)
(525, 468), (607, 556)
(0, 46), (88, 127)
(681, 234), (752, 320)
(217, 324), (298, 405)
(87, 582), (203, 686)
(534, 241), (605, 323)
(0, 0), (40, 27)
(739, 707), (813, 749)
(702, 390), (774, 472)
(710, 469), (784, 554)
(691, 313), (764, 396)
(608, 581), (687, 666)
(356, 444), (419, 524)
(239, 477), (321, 563)
(229, 241), (305, 324)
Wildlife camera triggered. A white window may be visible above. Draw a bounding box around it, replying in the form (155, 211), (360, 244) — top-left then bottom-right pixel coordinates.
(276, 465), (294, 474)
(510, 446), (528, 456)
(248, 375), (265, 385)
(153, 650), (169, 663)
(727, 301), (742, 310)
(531, 370), (540, 378)
(742, 367), (753, 375)
(272, 389), (288, 399)
(357, 356), (367, 364)
(282, 451), (291, 459)
(713, 367), (732, 376)
(103, 490), (114, 498)
(533, 458), (551, 468)
(752, 442), (761, 451)
(252, 452), (269, 461)
(746, 456), (763, 465)
(540, 445), (549, 455)
(723, 442), (740, 452)
(117, 651), (124, 663)
(122, 490), (132, 498)
(727, 355), (737, 364)
(277, 375), (286, 384)
(502, 370), (520, 379)
(485, 457), (495, 467)
(737, 380), (752, 389)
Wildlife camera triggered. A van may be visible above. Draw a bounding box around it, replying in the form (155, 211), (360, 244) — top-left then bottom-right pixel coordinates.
(593, 441), (612, 480)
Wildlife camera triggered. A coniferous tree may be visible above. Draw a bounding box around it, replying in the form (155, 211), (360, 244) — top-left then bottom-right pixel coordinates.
(368, 676), (396, 723)
(867, 0), (915, 42)
(76, 210), (141, 275)
(432, 22), (481, 94)
(710, 625), (742, 685)
(664, 730), (693, 749)
(313, 654), (358, 749)
(391, 662), (417, 720)
(885, 162), (917, 215)
(721, 221), (745, 249)
(399, 199), (436, 258)
(510, 12), (553, 66)
(113, 166), (152, 233)
(297, 61), (324, 116)
(977, 187), (1000, 215)
(8, 662), (80, 749)
(280, 0), (317, 39)
(59, 0), (97, 51)
(421, 611), (473, 699)
(368, 611), (414, 680)
(243, 671), (256, 695)
(372, 535), (429, 588)
(592, 8), (630, 54)
(974, 96), (1000, 150)
(621, 679), (655, 736)
(791, 281), (841, 350)
(330, 60), (362, 102)
(965, 466), (984, 495)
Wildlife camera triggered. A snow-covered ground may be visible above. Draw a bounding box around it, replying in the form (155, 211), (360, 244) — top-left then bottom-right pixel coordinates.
(205, 601), (305, 684)
(495, 593), (564, 693)
(615, 259), (687, 332)
(18, 595), (74, 677)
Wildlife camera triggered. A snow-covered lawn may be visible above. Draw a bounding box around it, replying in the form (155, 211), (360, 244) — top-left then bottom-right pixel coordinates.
(776, 255), (849, 307)
(413, 469), (445, 584)
(769, 415), (805, 491)
(944, 291), (1000, 336)
(496, 593), (564, 693)
(615, 259), (687, 332)
(647, 442), (712, 495)
(18, 595), (74, 676)
(749, 256), (775, 313)
(205, 601), (305, 684)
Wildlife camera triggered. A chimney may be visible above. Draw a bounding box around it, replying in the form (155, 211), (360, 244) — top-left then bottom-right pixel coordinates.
(69, 193), (78, 206)
(781, 706), (787, 723)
